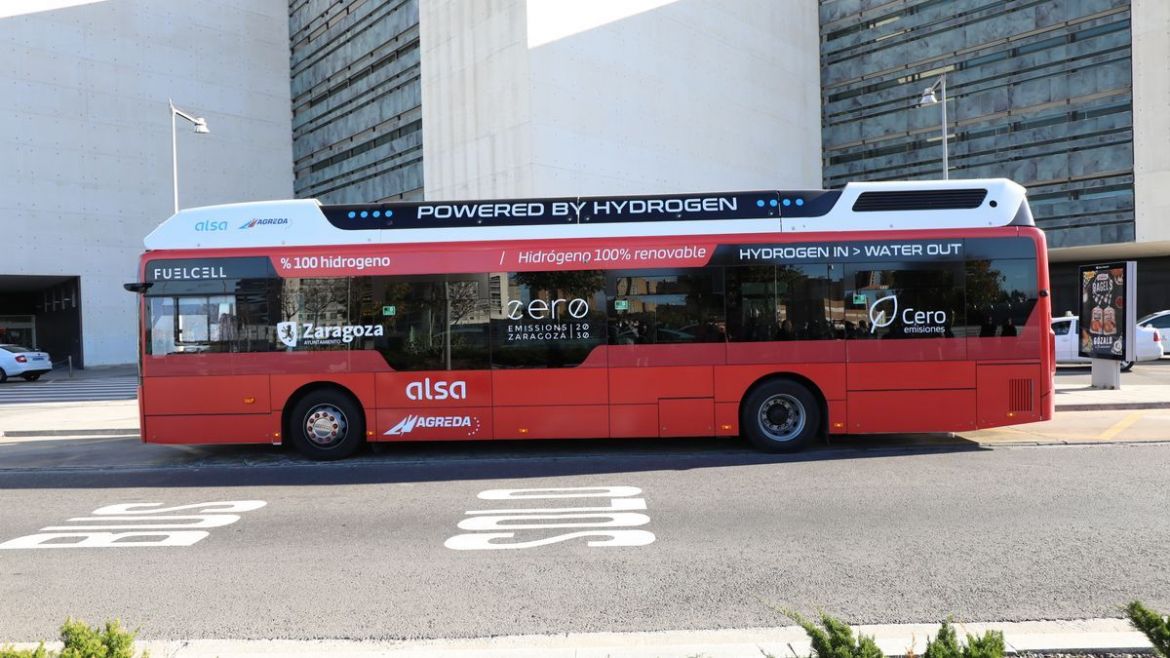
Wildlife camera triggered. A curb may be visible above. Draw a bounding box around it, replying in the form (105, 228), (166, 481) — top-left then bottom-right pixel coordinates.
(2, 618), (1154, 658)
(975, 439), (1170, 448)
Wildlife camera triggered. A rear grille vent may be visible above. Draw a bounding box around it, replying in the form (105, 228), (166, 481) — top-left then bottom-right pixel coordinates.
(1009, 378), (1033, 413)
(852, 189), (988, 212)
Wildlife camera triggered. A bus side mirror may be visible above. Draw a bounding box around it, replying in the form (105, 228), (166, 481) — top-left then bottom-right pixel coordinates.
(123, 282), (153, 294)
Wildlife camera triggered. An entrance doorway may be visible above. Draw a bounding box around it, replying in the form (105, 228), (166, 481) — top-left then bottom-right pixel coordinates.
(0, 275), (83, 369)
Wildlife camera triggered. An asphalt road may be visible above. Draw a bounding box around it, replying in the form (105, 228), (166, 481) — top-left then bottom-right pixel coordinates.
(1, 442), (1168, 642)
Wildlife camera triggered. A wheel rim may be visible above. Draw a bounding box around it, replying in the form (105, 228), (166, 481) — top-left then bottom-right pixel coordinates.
(303, 404), (348, 447)
(757, 394), (806, 442)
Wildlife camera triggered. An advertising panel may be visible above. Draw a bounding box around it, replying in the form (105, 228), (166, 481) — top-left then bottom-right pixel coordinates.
(1078, 261), (1136, 361)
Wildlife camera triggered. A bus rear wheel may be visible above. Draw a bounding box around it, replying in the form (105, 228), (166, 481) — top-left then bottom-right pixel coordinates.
(288, 390), (365, 460)
(741, 379), (820, 452)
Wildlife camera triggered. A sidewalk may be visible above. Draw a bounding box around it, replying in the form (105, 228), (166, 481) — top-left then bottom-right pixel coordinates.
(38, 363), (137, 382)
(3, 618), (1155, 658)
(1054, 381), (1170, 410)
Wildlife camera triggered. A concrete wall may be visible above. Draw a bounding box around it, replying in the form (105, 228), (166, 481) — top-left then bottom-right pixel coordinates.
(421, 0), (821, 201)
(1132, 0), (1170, 245)
(0, 0), (294, 366)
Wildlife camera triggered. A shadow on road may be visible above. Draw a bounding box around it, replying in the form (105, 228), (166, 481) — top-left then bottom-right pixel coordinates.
(0, 433), (983, 490)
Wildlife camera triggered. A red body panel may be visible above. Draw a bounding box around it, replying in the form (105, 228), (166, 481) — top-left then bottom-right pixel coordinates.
(847, 390), (978, 433)
(137, 225), (1054, 445)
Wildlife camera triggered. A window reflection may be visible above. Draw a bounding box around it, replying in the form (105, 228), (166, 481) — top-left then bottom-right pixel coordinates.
(609, 270), (725, 344)
(726, 265), (842, 341)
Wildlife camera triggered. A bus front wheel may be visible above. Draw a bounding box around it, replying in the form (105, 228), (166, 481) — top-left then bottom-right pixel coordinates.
(741, 379), (820, 452)
(288, 389), (365, 460)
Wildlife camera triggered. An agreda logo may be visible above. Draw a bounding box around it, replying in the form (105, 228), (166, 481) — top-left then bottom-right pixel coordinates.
(239, 217), (289, 229)
(385, 415), (482, 437)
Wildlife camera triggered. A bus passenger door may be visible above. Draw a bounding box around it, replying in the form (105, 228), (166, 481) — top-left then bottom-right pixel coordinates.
(371, 275), (495, 440)
(607, 269), (726, 438)
(489, 271), (610, 440)
(843, 259), (974, 433)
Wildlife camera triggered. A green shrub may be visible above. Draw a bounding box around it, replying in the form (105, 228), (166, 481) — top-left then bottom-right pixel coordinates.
(784, 610), (884, 658)
(924, 618), (1004, 658)
(0, 619), (145, 658)
(1127, 601), (1170, 658)
(0, 645), (50, 658)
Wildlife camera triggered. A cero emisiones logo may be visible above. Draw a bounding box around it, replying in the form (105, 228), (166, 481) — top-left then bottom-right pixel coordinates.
(867, 294), (948, 336)
(868, 294), (898, 333)
(276, 322), (384, 348)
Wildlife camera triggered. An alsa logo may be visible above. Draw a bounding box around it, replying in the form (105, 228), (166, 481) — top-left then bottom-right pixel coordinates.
(195, 221), (228, 232)
(276, 321), (384, 348)
(239, 217), (289, 229)
(406, 378), (467, 401)
(385, 415), (480, 436)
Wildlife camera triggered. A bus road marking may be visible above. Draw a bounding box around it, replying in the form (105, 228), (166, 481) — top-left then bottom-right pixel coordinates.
(1097, 411), (1146, 441)
(0, 500), (267, 549)
(445, 486), (655, 551)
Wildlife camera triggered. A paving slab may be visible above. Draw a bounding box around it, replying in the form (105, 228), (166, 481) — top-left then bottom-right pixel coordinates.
(2, 618), (1154, 658)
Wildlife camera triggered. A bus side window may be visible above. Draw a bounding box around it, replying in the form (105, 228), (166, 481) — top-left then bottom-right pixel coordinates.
(608, 269), (725, 344)
(726, 264), (839, 341)
(964, 258), (1037, 338)
(147, 295), (236, 354)
(491, 270), (605, 368)
(369, 275), (492, 370)
(845, 263), (963, 339)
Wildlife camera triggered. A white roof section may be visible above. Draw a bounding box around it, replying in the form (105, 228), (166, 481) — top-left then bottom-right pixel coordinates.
(142, 179), (1030, 251)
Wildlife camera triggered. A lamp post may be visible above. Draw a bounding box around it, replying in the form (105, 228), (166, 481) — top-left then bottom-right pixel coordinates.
(917, 74), (948, 179)
(170, 99), (210, 214)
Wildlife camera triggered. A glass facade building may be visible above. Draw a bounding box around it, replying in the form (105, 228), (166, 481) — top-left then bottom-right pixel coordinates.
(820, 0), (1134, 250)
(289, 0), (423, 203)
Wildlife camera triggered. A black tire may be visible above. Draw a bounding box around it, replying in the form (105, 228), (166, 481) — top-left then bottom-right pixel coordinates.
(287, 389), (365, 460)
(741, 379), (821, 453)
(22, 373), (41, 382)
(1120, 361), (1134, 372)
(0, 368), (7, 383)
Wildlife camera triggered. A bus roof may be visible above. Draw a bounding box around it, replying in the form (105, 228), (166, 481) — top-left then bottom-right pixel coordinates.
(143, 178), (1031, 251)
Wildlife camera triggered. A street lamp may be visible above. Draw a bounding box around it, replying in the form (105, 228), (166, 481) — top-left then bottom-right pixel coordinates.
(917, 74), (948, 180)
(170, 99), (210, 214)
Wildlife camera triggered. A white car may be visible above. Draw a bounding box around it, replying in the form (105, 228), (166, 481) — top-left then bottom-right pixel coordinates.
(1138, 310), (1170, 346)
(1051, 316), (1163, 371)
(0, 344), (52, 382)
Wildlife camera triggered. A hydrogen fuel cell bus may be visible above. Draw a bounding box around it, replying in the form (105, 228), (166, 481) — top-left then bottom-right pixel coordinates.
(126, 179), (1054, 459)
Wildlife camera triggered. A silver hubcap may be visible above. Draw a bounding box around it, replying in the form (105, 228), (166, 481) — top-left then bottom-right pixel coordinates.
(304, 404), (347, 446)
(758, 394), (805, 442)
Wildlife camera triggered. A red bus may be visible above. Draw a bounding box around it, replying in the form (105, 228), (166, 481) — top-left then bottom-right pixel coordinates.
(126, 179), (1053, 459)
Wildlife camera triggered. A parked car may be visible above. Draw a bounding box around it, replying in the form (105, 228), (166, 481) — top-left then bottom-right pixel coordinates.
(1051, 316), (1163, 371)
(0, 344), (52, 382)
(1138, 310), (1170, 346)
